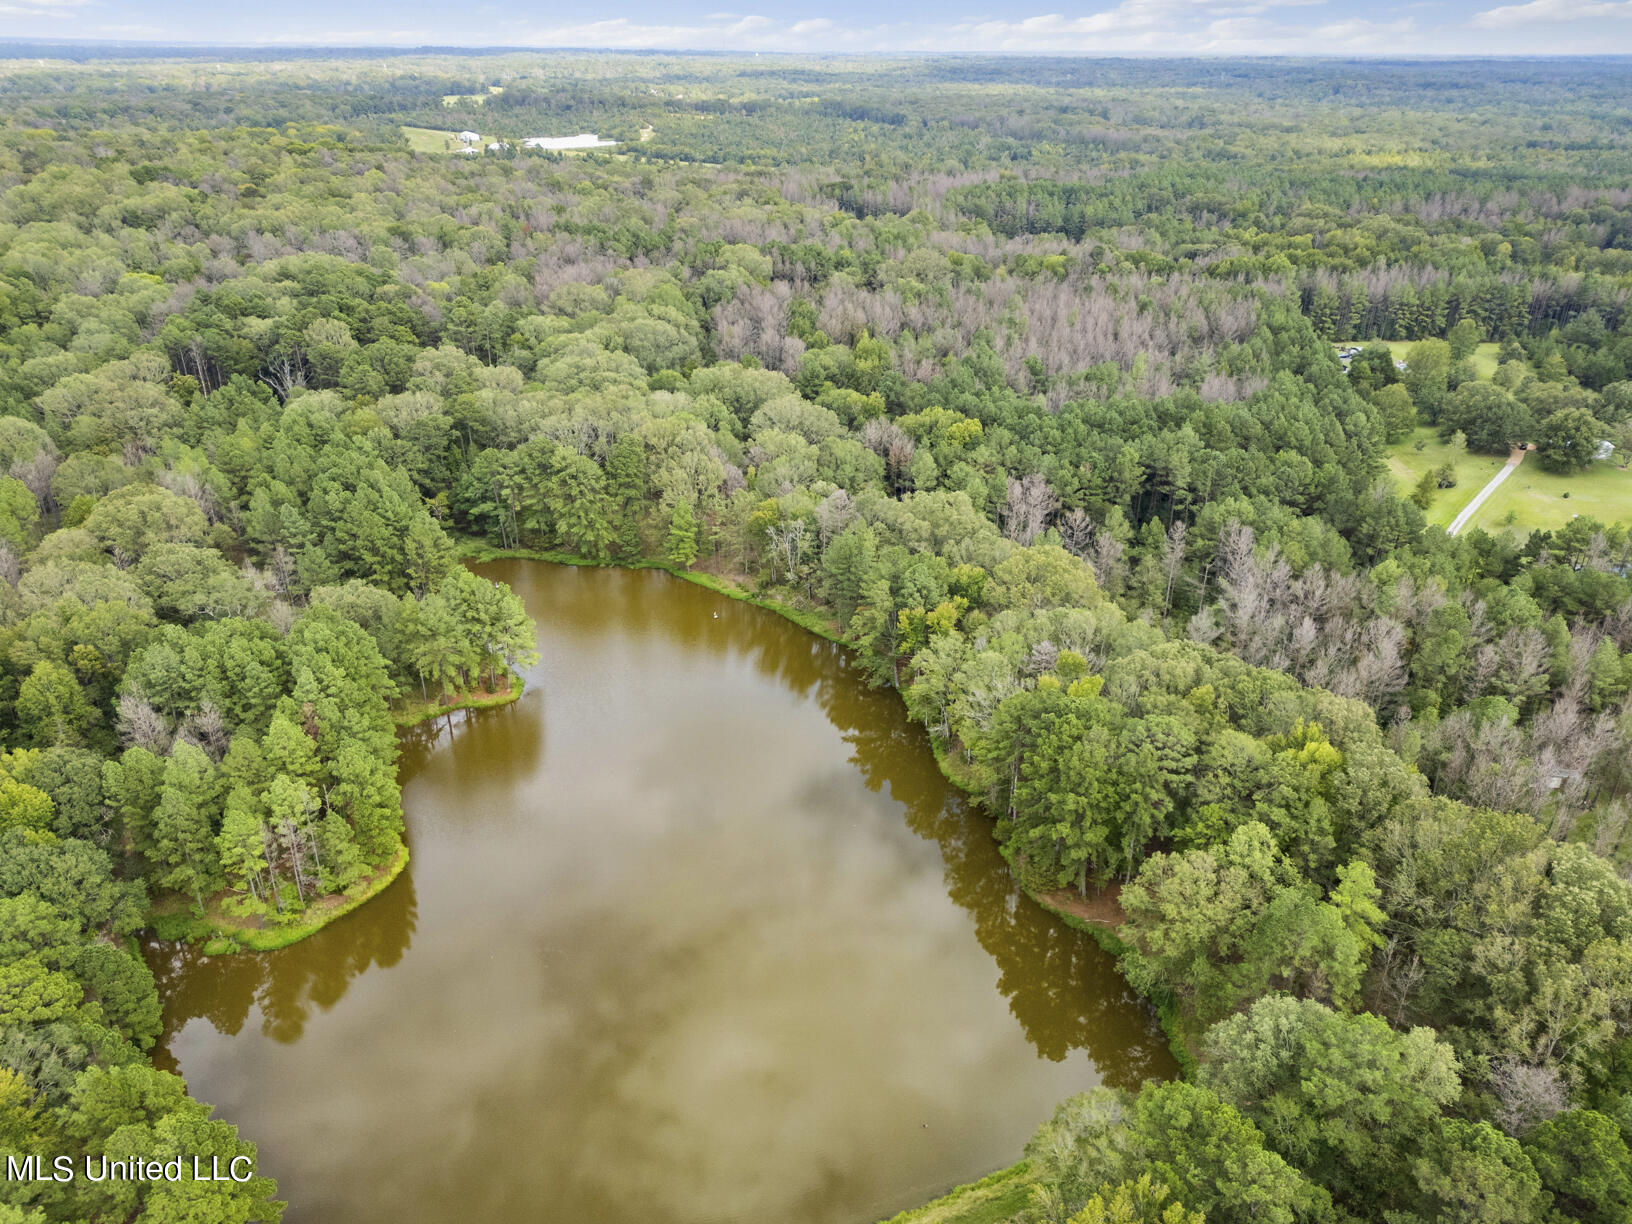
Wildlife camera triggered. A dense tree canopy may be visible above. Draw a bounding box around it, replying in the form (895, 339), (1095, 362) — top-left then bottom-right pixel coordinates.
(2, 47), (1632, 1224)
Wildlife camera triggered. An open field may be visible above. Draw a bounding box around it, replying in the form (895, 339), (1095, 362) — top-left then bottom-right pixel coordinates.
(1386, 427), (1506, 528)
(1467, 341), (1501, 379)
(441, 86), (503, 106)
(405, 125), (630, 157)
(1388, 427), (1632, 533)
(402, 125), (497, 152)
(1477, 455), (1632, 532)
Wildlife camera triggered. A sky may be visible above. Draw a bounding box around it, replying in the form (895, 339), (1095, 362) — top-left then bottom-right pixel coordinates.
(2, 0), (1632, 56)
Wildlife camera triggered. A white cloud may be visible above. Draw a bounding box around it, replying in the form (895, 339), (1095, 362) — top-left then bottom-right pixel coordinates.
(500, 17), (721, 47)
(490, 0), (1375, 52)
(1473, 0), (1632, 24)
(873, 3), (1423, 52)
(0, 0), (87, 16)
(13, 0), (1611, 53)
(262, 27), (435, 42)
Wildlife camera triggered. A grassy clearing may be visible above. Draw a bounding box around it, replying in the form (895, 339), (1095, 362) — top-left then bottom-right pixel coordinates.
(1385, 427), (1506, 528)
(1467, 342), (1501, 380)
(877, 1163), (1035, 1224)
(1386, 427), (1632, 533)
(148, 844), (411, 954)
(1477, 456), (1632, 532)
(402, 126), (495, 153)
(1337, 340), (1501, 380)
(440, 88), (502, 106)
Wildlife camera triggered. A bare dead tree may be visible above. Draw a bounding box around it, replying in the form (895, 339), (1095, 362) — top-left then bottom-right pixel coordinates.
(1186, 604), (1224, 645)
(1002, 473), (1057, 546)
(1089, 531), (1126, 593)
(1160, 519), (1188, 622)
(157, 467), (221, 524)
(261, 348), (307, 400)
(1059, 509), (1094, 559)
(1374, 936), (1428, 1027)
(1490, 1059), (1568, 1136)
(814, 489), (856, 551)
(1596, 800), (1630, 859)
(1024, 640), (1059, 676)
(268, 599), (297, 636)
(9, 451), (57, 508)
(187, 700), (230, 761)
(1499, 626), (1553, 713)
(765, 520), (808, 587)
(117, 693), (171, 754)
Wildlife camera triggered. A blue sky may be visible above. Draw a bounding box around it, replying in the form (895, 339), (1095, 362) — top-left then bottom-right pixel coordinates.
(2, 0), (1631, 55)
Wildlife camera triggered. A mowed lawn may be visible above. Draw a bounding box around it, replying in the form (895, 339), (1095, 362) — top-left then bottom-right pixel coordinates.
(1341, 340), (1501, 380)
(1386, 427), (1506, 528)
(1477, 456), (1632, 532)
(402, 126), (496, 153)
(1466, 342), (1501, 380)
(1388, 428), (1632, 533)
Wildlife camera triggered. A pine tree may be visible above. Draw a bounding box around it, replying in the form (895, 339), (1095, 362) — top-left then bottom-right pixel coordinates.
(216, 790), (270, 905)
(317, 812), (365, 891)
(329, 742), (403, 865)
(546, 454), (615, 560)
(151, 744), (222, 910)
(266, 773), (321, 905)
(820, 522), (877, 621)
(666, 501), (698, 569)
(102, 746), (166, 862)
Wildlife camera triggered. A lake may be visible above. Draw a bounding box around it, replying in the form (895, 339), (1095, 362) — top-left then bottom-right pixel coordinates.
(148, 562), (1174, 1224)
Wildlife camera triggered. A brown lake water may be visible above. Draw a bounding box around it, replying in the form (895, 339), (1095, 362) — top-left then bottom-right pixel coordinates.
(148, 562), (1174, 1224)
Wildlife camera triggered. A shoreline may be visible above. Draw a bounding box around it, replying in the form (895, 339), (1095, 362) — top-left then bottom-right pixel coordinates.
(153, 545), (1187, 1074)
(148, 546), (1189, 1223)
(144, 676), (524, 954)
(392, 677), (526, 726)
(148, 842), (412, 954)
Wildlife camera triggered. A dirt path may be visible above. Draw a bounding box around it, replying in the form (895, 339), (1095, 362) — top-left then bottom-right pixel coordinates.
(1038, 882), (1126, 927)
(1447, 446), (1527, 536)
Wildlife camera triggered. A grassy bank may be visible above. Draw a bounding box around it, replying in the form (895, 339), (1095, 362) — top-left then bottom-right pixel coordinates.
(392, 679), (524, 727)
(148, 843), (411, 954)
(877, 1162), (1036, 1224)
(459, 542), (847, 645)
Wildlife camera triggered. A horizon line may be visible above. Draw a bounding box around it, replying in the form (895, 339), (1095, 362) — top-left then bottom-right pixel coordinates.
(3, 40), (1632, 59)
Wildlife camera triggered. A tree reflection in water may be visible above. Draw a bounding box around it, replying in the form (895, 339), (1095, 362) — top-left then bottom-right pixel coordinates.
(146, 564), (1175, 1201)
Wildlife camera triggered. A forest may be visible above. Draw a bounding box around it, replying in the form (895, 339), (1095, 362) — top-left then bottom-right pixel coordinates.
(1, 47), (1632, 1224)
